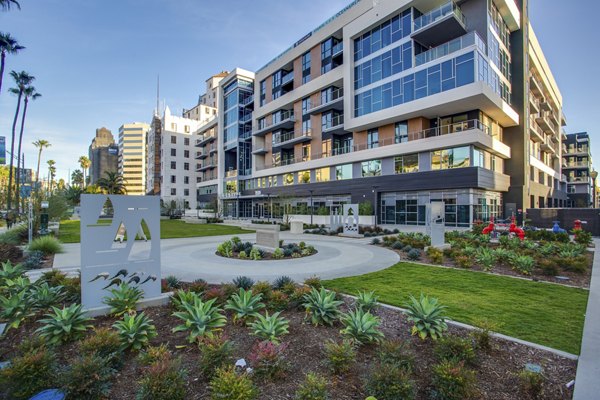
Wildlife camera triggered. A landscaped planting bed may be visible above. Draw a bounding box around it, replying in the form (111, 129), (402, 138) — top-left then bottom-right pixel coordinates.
(216, 236), (317, 260)
(0, 264), (577, 400)
(372, 230), (594, 288)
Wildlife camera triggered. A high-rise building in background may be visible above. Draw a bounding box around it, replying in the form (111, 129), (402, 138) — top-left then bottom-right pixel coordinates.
(89, 127), (118, 184)
(183, 71), (228, 121)
(563, 132), (593, 207)
(118, 122), (150, 195)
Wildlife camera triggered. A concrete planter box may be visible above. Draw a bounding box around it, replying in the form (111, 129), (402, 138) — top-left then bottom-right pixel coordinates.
(285, 214), (376, 226)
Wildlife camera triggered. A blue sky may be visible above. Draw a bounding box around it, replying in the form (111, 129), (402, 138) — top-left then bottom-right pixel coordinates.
(0, 0), (598, 181)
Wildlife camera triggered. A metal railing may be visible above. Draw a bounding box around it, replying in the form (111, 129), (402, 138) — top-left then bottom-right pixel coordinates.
(272, 129), (312, 146)
(226, 169), (238, 178)
(414, 1), (466, 31)
(568, 176), (590, 184)
(322, 114), (344, 131)
(255, 110), (295, 132)
(332, 42), (343, 56)
(281, 71), (294, 85)
(309, 88), (343, 110)
(196, 132), (216, 145)
(415, 31), (485, 66)
(565, 161), (591, 168)
(241, 96), (254, 106)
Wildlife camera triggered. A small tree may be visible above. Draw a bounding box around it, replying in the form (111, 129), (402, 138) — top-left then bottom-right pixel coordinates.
(359, 201), (373, 216)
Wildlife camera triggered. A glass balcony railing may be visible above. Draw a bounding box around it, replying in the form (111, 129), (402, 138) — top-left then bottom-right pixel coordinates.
(281, 71), (294, 86)
(414, 1), (466, 32)
(415, 31), (485, 66)
(308, 87), (344, 110)
(332, 42), (343, 57)
(322, 114), (344, 131)
(272, 129), (312, 146)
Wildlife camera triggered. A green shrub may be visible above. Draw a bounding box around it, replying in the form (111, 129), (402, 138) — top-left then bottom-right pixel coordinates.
(405, 294), (448, 340)
(137, 355), (187, 400)
(281, 281), (297, 295)
(221, 282), (238, 299)
(113, 312), (157, 351)
(248, 340), (288, 380)
(198, 334), (234, 378)
(171, 289), (201, 311)
(0, 242), (23, 263)
(103, 282), (144, 316)
(537, 258), (559, 276)
(267, 290), (289, 311)
(431, 360), (477, 400)
(302, 287), (343, 326)
(365, 365), (416, 400)
(36, 303), (93, 345)
(454, 255), (473, 269)
(172, 297), (227, 342)
(475, 248), (496, 272)
(0, 289), (34, 331)
(28, 235), (63, 255)
(138, 344), (170, 366)
(272, 248), (284, 259)
(295, 372), (329, 400)
(304, 275), (322, 288)
(407, 248), (421, 260)
(238, 250), (248, 259)
(574, 230), (592, 247)
(469, 319), (498, 351)
(340, 308), (384, 345)
(189, 278), (208, 293)
(392, 241), (404, 250)
(273, 275), (294, 290)
(225, 288), (265, 322)
(0, 224), (28, 245)
(80, 327), (123, 368)
(39, 269), (68, 287)
(518, 369), (545, 399)
(62, 354), (115, 400)
(434, 335), (476, 365)
(0, 346), (56, 399)
(561, 255), (588, 273)
(232, 276), (255, 290)
(217, 240), (233, 257)
(252, 280), (272, 298)
(493, 247), (513, 264)
(248, 311), (289, 343)
(377, 339), (414, 372)
(511, 255), (536, 275)
(210, 366), (257, 400)
(427, 247), (444, 264)
(356, 290), (378, 312)
(323, 339), (356, 374)
(28, 282), (65, 309)
(165, 275), (181, 290)
(249, 247), (262, 260)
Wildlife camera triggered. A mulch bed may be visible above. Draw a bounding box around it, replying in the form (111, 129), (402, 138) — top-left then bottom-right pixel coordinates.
(215, 250), (318, 261)
(0, 297), (576, 399)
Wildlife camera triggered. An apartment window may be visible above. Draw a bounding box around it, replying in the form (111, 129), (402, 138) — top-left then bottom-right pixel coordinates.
(336, 164), (352, 180)
(321, 39), (332, 74)
(298, 170), (310, 184)
(431, 146), (471, 170)
(184, 176), (189, 184)
(394, 154), (419, 174)
(184, 189), (189, 196)
(170, 175), (176, 183)
(302, 144), (311, 162)
(184, 150), (190, 158)
(258, 117), (266, 130)
(171, 188), (176, 195)
(395, 121), (408, 143)
(171, 148), (176, 157)
(283, 173), (294, 186)
(184, 125), (190, 133)
(473, 148), (485, 168)
(316, 167), (330, 182)
(260, 79), (266, 106)
(354, 42), (412, 90)
(184, 138), (190, 146)
(367, 129), (379, 149)
(322, 139), (331, 158)
(302, 51), (311, 84)
(171, 123), (177, 131)
(184, 162), (190, 171)
(170, 161), (176, 169)
(170, 135), (177, 144)
(362, 160), (382, 177)
(354, 10), (411, 62)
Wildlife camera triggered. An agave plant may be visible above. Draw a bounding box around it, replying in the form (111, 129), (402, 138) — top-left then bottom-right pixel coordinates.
(225, 288), (265, 322)
(475, 248), (496, 272)
(248, 311), (289, 343)
(0, 261), (25, 285)
(493, 247), (513, 264)
(102, 282), (144, 316)
(302, 287), (343, 326)
(170, 289), (201, 311)
(356, 290), (379, 312)
(172, 298), (227, 342)
(510, 255), (536, 275)
(273, 276), (294, 290)
(404, 294), (448, 340)
(28, 282), (65, 309)
(3, 276), (32, 296)
(36, 303), (93, 345)
(232, 276), (255, 290)
(339, 308), (384, 344)
(113, 312), (157, 351)
(0, 290), (35, 331)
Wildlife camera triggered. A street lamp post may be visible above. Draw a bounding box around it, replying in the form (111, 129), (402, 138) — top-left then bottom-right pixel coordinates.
(591, 170), (598, 208)
(309, 189), (314, 225)
(372, 186), (379, 228)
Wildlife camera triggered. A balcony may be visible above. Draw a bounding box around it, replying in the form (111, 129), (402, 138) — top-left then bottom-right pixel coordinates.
(253, 110), (295, 137)
(564, 146), (590, 156)
(529, 75), (543, 95)
(529, 95), (540, 114)
(209, 144), (218, 154)
(322, 114), (345, 135)
(541, 101), (552, 112)
(241, 96), (254, 107)
(564, 161), (591, 169)
(529, 118), (544, 143)
(412, 1), (467, 48)
(307, 88), (344, 115)
(252, 147), (268, 155)
(541, 137), (556, 155)
(535, 112), (554, 134)
(272, 129), (313, 150)
(196, 161), (216, 172)
(225, 169), (238, 178)
(239, 128), (252, 141)
(568, 176), (590, 184)
(195, 150), (208, 160)
(196, 133), (216, 146)
(281, 71), (294, 87)
(271, 158), (297, 168)
(332, 42), (343, 59)
(415, 31), (485, 66)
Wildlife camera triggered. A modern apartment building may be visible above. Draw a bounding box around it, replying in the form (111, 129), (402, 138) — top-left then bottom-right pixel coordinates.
(89, 127), (118, 184)
(195, 0), (569, 226)
(146, 107), (203, 208)
(563, 132), (593, 207)
(118, 122), (150, 195)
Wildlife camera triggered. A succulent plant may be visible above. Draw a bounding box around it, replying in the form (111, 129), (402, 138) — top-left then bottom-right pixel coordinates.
(102, 282), (144, 316)
(302, 287), (343, 326)
(36, 303), (93, 345)
(340, 308), (384, 344)
(225, 288), (265, 322)
(248, 311), (289, 343)
(404, 294), (448, 340)
(113, 312), (157, 351)
(172, 298), (227, 342)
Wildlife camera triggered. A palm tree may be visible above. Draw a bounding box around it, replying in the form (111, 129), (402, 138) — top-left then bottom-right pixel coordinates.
(6, 70), (34, 211)
(78, 155), (90, 187)
(0, 33), (24, 95)
(71, 169), (84, 188)
(15, 85), (41, 209)
(0, 0), (21, 11)
(97, 171), (127, 195)
(33, 139), (50, 188)
(47, 159), (56, 193)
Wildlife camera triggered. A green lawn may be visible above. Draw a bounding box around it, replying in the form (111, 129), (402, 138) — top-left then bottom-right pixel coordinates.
(58, 219), (253, 243)
(324, 262), (589, 355)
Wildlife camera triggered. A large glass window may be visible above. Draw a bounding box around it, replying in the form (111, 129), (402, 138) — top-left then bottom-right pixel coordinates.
(354, 42), (412, 90)
(302, 144), (311, 162)
(431, 146), (471, 170)
(316, 167), (330, 182)
(298, 170), (310, 184)
(302, 52), (311, 84)
(354, 9), (412, 62)
(395, 121), (408, 143)
(283, 173), (294, 186)
(362, 160), (382, 177)
(259, 80), (266, 106)
(336, 164), (352, 180)
(367, 129), (379, 149)
(394, 154), (419, 173)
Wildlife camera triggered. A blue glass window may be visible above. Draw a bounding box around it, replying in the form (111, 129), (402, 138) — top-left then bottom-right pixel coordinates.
(354, 9), (411, 62)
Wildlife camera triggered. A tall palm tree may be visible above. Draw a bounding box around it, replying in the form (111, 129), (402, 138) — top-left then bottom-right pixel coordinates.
(7, 70), (34, 211)
(33, 139), (50, 188)
(15, 85), (41, 209)
(0, 0), (21, 11)
(47, 159), (56, 193)
(97, 171), (127, 195)
(0, 33), (24, 95)
(78, 155), (90, 187)
(71, 169), (83, 188)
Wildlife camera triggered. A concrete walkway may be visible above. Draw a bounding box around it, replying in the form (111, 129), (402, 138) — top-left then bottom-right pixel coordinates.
(52, 232), (399, 283)
(574, 239), (600, 399)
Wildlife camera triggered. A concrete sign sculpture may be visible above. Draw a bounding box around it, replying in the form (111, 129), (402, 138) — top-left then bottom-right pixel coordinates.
(80, 194), (160, 310)
(426, 201), (449, 249)
(342, 204), (359, 235)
